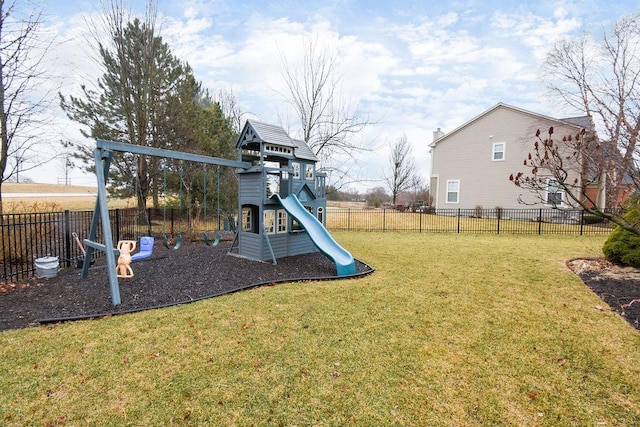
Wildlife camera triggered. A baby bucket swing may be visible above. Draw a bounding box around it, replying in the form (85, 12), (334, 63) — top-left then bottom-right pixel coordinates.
(130, 156), (155, 261)
(161, 164), (183, 250)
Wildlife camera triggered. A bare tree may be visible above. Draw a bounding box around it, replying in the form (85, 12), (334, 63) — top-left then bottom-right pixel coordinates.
(510, 126), (640, 235)
(0, 0), (56, 212)
(512, 13), (640, 236)
(538, 14), (640, 211)
(57, 140), (74, 185)
(384, 134), (420, 206)
(278, 36), (372, 188)
(364, 186), (390, 208)
(216, 88), (247, 134)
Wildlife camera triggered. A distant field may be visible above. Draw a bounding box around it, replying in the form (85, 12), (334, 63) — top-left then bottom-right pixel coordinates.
(1, 183), (134, 212)
(2, 183), (97, 194)
(327, 201), (366, 209)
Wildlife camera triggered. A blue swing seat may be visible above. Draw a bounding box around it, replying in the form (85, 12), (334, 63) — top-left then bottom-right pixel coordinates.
(131, 236), (155, 261)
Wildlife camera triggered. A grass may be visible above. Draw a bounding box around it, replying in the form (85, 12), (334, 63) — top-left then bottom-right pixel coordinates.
(1, 233), (640, 426)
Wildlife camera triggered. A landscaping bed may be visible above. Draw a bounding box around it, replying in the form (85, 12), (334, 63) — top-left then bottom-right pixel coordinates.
(0, 240), (372, 331)
(567, 257), (640, 330)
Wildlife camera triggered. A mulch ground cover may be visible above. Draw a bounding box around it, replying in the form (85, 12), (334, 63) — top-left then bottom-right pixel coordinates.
(2, 243), (638, 333)
(567, 257), (640, 331)
(0, 240), (372, 332)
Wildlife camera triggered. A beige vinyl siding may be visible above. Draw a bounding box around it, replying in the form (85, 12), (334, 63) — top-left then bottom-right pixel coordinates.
(430, 105), (582, 209)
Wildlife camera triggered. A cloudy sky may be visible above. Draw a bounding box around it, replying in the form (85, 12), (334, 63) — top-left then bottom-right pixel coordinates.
(23, 0), (638, 189)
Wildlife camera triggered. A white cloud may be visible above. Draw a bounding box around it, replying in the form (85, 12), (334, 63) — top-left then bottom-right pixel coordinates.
(19, 0), (634, 187)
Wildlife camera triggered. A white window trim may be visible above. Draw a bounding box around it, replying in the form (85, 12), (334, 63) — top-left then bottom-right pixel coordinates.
(492, 142), (506, 161)
(305, 164), (314, 180)
(277, 209), (288, 233)
(264, 210), (275, 234)
(242, 207), (252, 232)
(545, 178), (564, 207)
(446, 179), (460, 204)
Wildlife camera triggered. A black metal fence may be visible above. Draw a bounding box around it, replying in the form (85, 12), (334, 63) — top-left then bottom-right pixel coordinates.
(326, 207), (616, 234)
(0, 206), (615, 283)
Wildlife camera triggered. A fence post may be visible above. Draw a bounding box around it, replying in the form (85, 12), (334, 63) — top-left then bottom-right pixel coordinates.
(580, 210), (584, 235)
(457, 208), (461, 233)
(115, 209), (121, 242)
(383, 208), (386, 232)
(496, 208), (501, 235)
(63, 210), (72, 268)
(538, 208), (542, 235)
(147, 208), (152, 236)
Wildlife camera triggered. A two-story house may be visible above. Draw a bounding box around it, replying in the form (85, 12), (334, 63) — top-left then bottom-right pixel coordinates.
(429, 103), (592, 210)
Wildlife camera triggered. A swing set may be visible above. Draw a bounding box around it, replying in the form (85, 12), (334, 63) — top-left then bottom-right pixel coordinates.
(82, 139), (250, 305)
(161, 165), (183, 250)
(159, 163), (221, 249)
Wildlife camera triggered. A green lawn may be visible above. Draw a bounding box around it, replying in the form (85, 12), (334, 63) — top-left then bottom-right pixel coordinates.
(1, 233), (639, 426)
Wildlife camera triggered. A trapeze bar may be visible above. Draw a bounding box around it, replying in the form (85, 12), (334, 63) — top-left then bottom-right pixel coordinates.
(96, 139), (251, 170)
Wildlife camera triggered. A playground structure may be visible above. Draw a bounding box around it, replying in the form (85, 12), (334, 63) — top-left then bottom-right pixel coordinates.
(83, 120), (356, 305)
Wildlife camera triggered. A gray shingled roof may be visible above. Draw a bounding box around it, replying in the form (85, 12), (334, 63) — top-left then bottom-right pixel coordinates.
(246, 120), (297, 148)
(560, 116), (592, 130)
(292, 138), (319, 161)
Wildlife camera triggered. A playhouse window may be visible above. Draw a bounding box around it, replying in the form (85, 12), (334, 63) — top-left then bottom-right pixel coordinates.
(266, 173), (280, 198)
(305, 165), (314, 180)
(292, 206), (313, 231)
(277, 209), (288, 233)
(241, 205), (258, 233)
(292, 162), (301, 179)
(317, 206), (324, 225)
(264, 210), (275, 234)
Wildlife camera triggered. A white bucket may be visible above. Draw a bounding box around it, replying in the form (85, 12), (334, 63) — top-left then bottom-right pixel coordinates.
(35, 256), (59, 278)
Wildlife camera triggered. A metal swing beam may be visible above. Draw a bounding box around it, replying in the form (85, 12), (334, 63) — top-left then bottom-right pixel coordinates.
(83, 139), (251, 306)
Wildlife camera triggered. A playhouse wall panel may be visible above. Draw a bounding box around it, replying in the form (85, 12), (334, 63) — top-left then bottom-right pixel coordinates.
(238, 232), (263, 260)
(267, 234), (289, 259)
(239, 174), (263, 202)
(288, 233), (318, 256)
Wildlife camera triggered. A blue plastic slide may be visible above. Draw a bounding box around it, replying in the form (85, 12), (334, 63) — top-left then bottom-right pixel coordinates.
(275, 194), (356, 276)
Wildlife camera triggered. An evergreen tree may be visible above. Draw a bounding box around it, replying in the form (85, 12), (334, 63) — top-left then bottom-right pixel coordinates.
(60, 18), (194, 210)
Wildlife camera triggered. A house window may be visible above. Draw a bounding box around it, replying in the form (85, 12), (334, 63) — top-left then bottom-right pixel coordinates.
(446, 180), (460, 204)
(277, 209), (288, 233)
(492, 142), (505, 161)
(546, 178), (563, 206)
(264, 210), (275, 234)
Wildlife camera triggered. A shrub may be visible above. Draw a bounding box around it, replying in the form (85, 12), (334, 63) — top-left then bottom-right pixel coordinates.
(603, 197), (640, 267)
